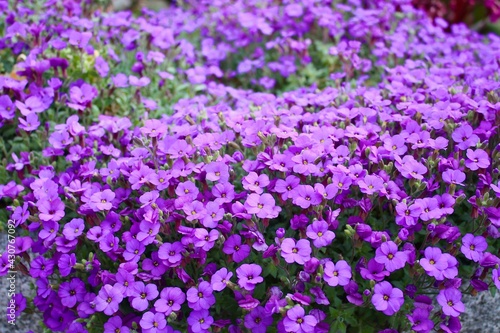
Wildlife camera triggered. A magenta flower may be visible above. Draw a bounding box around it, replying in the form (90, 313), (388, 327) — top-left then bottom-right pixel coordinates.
(460, 233), (487, 262)
(374, 241), (407, 272)
(323, 260), (352, 287)
(372, 281), (404, 316)
(283, 305), (317, 333)
(94, 284), (124, 315)
(280, 238), (312, 264)
(437, 288), (465, 317)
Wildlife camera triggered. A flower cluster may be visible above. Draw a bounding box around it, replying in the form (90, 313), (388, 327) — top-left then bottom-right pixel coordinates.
(1, 0), (500, 333)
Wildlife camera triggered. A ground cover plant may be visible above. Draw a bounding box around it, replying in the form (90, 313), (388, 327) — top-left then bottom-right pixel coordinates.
(1, 0), (500, 332)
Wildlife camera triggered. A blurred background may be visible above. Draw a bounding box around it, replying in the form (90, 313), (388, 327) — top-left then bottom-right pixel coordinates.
(111, 0), (500, 34)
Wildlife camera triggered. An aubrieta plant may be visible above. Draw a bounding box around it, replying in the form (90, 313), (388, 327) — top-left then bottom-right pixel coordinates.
(1, 0), (500, 332)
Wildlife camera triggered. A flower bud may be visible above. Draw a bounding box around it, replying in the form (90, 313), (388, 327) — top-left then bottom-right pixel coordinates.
(304, 258), (320, 274)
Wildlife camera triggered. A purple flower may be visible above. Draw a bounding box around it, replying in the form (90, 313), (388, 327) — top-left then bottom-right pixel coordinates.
(236, 264), (264, 291)
(323, 260), (352, 287)
(244, 306), (273, 333)
(131, 282), (159, 311)
(187, 281), (215, 311)
(38, 198), (65, 222)
(420, 247), (449, 280)
(292, 185), (323, 209)
(242, 172), (270, 194)
(358, 175), (384, 195)
(212, 182), (235, 204)
(205, 162), (229, 182)
(58, 278), (86, 308)
(223, 235), (251, 263)
(465, 149), (490, 170)
(193, 228), (219, 251)
(0, 95), (15, 119)
(19, 113), (40, 131)
(104, 317), (130, 333)
(460, 234), (487, 262)
(94, 284), (124, 315)
(123, 239), (146, 263)
(211, 268), (233, 292)
(245, 193), (281, 218)
(58, 253), (76, 277)
(371, 281), (404, 316)
(30, 256), (54, 278)
(140, 311), (167, 333)
(437, 288), (465, 317)
(89, 189), (115, 211)
(306, 220), (335, 248)
(62, 218), (84, 240)
(187, 309), (213, 333)
(283, 305), (317, 333)
(280, 238), (312, 265)
(374, 241), (407, 272)
(154, 287), (185, 316)
(95, 56), (110, 77)
(407, 308), (434, 332)
(452, 124), (479, 150)
(492, 268), (500, 290)
(274, 175), (300, 200)
(158, 242), (184, 267)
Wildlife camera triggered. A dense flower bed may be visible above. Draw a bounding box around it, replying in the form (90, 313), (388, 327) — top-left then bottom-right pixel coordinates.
(1, 0), (500, 332)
